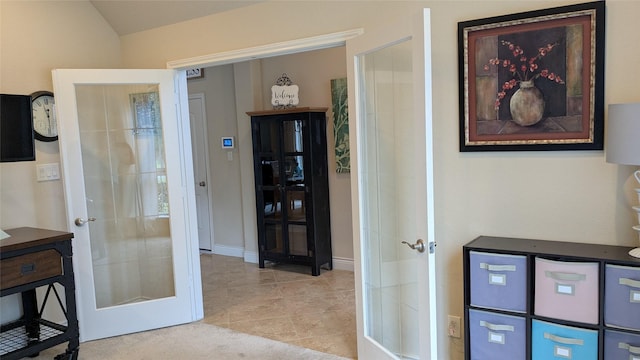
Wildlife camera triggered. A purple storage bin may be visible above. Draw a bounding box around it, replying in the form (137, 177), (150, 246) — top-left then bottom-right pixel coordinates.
(470, 251), (527, 312)
(468, 309), (526, 360)
(534, 257), (599, 324)
(605, 329), (640, 360)
(605, 264), (640, 331)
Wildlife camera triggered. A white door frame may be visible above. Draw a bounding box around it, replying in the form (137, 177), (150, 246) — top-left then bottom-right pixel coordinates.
(166, 29), (363, 69)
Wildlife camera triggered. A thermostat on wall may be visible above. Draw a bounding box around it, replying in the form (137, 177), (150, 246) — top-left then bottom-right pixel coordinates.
(221, 136), (234, 149)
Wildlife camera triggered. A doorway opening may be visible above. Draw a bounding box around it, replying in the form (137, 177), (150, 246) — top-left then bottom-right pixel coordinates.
(173, 29), (362, 358)
(171, 29), (361, 265)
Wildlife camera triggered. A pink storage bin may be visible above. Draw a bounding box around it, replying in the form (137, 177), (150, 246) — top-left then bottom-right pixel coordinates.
(534, 257), (599, 324)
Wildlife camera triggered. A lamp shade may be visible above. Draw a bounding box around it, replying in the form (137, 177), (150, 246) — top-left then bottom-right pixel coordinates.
(606, 103), (640, 166)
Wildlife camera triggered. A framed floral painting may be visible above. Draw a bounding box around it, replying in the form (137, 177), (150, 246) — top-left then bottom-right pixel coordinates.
(458, 1), (605, 152)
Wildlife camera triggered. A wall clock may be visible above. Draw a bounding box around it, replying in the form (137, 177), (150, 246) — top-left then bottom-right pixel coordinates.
(30, 90), (58, 142)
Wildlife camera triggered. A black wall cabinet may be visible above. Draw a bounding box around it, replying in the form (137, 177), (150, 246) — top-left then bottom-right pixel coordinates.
(248, 108), (332, 276)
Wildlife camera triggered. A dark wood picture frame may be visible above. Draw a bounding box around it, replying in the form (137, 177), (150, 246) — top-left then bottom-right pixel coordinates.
(458, 1), (605, 152)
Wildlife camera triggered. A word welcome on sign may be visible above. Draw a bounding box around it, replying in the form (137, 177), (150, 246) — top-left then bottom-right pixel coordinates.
(271, 85), (299, 107)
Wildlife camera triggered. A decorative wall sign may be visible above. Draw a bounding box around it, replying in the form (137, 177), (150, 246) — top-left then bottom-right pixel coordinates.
(331, 78), (350, 173)
(186, 68), (204, 80)
(271, 73), (299, 109)
(458, 1), (605, 151)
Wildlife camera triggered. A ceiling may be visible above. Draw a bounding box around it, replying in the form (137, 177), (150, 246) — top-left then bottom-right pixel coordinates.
(89, 0), (265, 36)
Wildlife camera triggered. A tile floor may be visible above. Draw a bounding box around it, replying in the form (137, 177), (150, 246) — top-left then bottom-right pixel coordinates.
(199, 253), (357, 359)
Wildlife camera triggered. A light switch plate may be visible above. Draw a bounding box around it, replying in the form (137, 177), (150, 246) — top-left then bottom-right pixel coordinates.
(36, 163), (61, 182)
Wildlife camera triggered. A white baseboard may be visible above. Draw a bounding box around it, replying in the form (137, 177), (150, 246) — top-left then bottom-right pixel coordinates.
(243, 251), (258, 264)
(332, 257), (354, 272)
(213, 244), (244, 258)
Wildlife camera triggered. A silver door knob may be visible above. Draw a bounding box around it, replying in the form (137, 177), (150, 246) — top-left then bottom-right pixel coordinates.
(199, 181), (206, 187)
(401, 239), (426, 253)
(75, 217), (96, 226)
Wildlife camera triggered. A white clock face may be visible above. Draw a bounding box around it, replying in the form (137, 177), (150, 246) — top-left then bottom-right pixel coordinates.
(32, 94), (57, 138)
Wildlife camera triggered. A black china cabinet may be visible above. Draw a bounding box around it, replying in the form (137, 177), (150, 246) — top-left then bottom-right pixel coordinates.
(248, 107), (332, 276)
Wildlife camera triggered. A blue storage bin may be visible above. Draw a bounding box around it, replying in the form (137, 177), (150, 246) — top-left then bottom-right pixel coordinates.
(531, 320), (598, 360)
(468, 309), (526, 360)
(605, 264), (640, 331)
(605, 329), (640, 360)
(470, 251), (527, 312)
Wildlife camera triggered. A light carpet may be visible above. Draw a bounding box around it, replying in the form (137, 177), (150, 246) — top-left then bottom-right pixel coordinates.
(32, 321), (351, 359)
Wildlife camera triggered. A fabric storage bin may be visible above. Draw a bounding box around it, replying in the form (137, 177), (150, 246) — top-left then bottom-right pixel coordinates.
(605, 264), (640, 331)
(531, 319), (598, 360)
(469, 251), (527, 312)
(604, 329), (640, 360)
(534, 257), (599, 324)
(468, 309), (526, 360)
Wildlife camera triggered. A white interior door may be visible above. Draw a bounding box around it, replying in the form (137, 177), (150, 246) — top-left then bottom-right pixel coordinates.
(53, 69), (203, 341)
(347, 9), (437, 359)
(188, 93), (214, 251)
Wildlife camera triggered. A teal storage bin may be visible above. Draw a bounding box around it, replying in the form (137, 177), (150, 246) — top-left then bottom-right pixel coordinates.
(531, 320), (598, 360)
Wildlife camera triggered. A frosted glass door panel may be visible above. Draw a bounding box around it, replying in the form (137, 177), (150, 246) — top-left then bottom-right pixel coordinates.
(76, 84), (175, 309)
(348, 9), (435, 359)
(360, 39), (420, 358)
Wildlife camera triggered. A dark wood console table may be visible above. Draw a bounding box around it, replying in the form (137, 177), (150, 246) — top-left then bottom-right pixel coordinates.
(0, 227), (79, 360)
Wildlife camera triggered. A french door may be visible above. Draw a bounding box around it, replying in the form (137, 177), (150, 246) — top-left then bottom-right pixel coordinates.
(53, 69), (203, 341)
(346, 9), (438, 359)
(188, 93), (214, 251)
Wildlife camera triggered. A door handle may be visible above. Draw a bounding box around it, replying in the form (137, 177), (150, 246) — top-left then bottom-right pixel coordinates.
(401, 239), (426, 253)
(199, 181), (206, 187)
(75, 217), (96, 226)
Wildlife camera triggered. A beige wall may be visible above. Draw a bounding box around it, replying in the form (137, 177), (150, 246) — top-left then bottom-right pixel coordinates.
(0, 0), (121, 325)
(118, 1), (640, 358)
(1, 1), (121, 231)
(2, 1), (640, 359)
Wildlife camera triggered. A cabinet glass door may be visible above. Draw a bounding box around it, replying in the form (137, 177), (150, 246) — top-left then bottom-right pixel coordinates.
(283, 119), (307, 256)
(256, 117), (310, 258)
(259, 118), (283, 254)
